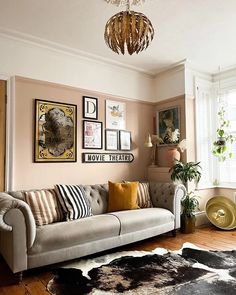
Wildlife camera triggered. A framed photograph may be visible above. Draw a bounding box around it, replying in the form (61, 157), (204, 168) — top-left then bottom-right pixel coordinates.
(105, 129), (119, 151)
(106, 100), (126, 130)
(83, 96), (98, 120)
(83, 120), (103, 149)
(156, 106), (180, 144)
(119, 130), (131, 151)
(34, 99), (77, 162)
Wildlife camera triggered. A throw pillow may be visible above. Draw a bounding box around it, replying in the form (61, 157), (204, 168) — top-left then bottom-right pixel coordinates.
(108, 181), (139, 212)
(24, 189), (64, 226)
(55, 184), (92, 220)
(137, 182), (153, 208)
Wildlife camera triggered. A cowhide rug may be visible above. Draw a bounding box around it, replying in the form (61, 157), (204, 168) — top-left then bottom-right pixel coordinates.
(47, 243), (236, 295)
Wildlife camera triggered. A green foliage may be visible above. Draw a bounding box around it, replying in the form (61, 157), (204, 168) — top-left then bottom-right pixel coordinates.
(169, 160), (202, 187)
(181, 191), (200, 217)
(212, 106), (235, 162)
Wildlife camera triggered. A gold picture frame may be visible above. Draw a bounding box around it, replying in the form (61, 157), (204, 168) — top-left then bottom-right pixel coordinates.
(34, 99), (77, 162)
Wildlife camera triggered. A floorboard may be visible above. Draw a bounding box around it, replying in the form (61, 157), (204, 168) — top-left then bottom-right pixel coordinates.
(0, 225), (235, 294)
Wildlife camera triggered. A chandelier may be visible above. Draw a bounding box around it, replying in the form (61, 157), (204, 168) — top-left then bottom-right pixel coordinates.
(104, 0), (154, 55)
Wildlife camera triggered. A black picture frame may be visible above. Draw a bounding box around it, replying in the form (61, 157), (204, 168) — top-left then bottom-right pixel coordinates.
(83, 96), (98, 120)
(83, 120), (103, 149)
(119, 130), (131, 151)
(105, 129), (119, 151)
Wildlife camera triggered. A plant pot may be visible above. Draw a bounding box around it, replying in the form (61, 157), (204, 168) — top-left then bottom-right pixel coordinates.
(216, 137), (226, 146)
(180, 214), (196, 234)
(166, 148), (180, 167)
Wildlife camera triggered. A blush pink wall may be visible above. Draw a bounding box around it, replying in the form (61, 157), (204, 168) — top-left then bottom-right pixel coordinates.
(13, 77), (154, 190)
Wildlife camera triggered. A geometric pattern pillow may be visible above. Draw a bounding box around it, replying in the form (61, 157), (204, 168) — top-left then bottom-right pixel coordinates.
(137, 182), (153, 208)
(55, 184), (92, 220)
(24, 189), (64, 226)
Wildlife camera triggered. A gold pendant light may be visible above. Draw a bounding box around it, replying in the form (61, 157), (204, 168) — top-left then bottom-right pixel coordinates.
(104, 0), (154, 55)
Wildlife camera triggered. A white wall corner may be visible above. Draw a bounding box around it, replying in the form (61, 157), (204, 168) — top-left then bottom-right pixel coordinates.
(185, 62), (212, 98)
(153, 62), (186, 102)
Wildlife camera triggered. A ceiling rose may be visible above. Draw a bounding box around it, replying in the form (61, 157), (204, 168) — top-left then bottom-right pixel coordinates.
(105, 0), (145, 6)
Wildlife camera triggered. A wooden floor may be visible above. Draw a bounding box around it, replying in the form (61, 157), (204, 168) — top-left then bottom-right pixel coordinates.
(0, 225), (235, 294)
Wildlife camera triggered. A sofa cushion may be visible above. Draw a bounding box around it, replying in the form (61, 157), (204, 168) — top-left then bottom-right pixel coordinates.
(108, 208), (174, 235)
(55, 185), (92, 220)
(24, 189), (64, 226)
(137, 182), (153, 208)
(29, 214), (121, 255)
(108, 181), (139, 212)
(81, 184), (108, 215)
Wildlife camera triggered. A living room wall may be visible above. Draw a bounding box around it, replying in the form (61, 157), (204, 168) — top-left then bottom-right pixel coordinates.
(11, 76), (154, 190)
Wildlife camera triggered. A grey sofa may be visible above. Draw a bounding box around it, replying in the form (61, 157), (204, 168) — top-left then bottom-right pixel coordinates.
(0, 182), (185, 278)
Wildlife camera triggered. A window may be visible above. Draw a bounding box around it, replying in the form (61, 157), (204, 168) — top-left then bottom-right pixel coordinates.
(219, 90), (236, 185)
(196, 77), (236, 188)
(195, 78), (215, 188)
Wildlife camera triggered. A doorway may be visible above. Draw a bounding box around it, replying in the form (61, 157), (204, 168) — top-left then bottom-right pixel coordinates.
(0, 80), (6, 191)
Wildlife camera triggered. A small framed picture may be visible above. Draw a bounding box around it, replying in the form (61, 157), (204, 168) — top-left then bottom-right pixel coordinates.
(105, 129), (119, 151)
(83, 120), (102, 149)
(106, 100), (126, 130)
(119, 130), (131, 151)
(83, 96), (98, 120)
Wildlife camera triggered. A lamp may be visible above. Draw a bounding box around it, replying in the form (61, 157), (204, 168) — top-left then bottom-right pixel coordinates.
(104, 0), (154, 55)
(144, 134), (153, 147)
(144, 134), (158, 166)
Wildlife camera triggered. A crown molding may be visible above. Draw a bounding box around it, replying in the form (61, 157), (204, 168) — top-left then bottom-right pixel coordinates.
(0, 27), (155, 78)
(153, 59), (187, 78)
(212, 65), (236, 82)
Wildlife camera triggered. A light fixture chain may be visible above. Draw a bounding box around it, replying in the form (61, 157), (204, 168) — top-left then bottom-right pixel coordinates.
(105, 0), (145, 7)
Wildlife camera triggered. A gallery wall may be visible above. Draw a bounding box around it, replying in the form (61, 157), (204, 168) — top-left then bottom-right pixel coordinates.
(12, 76), (155, 190)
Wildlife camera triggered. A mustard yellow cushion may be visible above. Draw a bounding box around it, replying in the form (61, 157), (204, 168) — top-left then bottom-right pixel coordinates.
(108, 181), (139, 212)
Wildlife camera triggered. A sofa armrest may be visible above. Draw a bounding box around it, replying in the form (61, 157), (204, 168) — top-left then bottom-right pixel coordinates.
(149, 182), (186, 229)
(0, 192), (36, 248)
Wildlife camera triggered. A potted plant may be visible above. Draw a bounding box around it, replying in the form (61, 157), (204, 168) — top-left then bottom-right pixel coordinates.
(212, 106), (234, 162)
(181, 191), (200, 233)
(169, 159), (201, 233)
(169, 160), (201, 188)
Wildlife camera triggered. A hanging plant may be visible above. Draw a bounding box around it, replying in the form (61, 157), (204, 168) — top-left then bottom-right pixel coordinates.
(212, 106), (234, 162)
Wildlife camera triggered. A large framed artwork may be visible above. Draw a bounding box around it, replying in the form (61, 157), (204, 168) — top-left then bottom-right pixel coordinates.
(83, 120), (103, 149)
(34, 99), (77, 162)
(156, 106), (180, 144)
(106, 100), (126, 130)
(83, 96), (98, 120)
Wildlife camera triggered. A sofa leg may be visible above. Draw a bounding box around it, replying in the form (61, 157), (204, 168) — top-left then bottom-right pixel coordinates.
(171, 229), (177, 237)
(14, 271), (23, 284)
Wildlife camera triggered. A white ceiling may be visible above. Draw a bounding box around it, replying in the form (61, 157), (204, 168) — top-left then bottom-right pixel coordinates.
(0, 0), (236, 75)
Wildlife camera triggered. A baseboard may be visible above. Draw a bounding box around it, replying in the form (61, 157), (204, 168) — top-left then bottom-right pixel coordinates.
(194, 211), (211, 227)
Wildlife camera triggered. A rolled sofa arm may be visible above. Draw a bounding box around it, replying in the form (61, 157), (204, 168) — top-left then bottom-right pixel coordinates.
(149, 182), (186, 229)
(0, 192), (36, 248)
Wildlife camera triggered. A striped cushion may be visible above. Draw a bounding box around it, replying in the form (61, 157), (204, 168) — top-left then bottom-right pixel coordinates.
(24, 189), (64, 226)
(137, 182), (153, 208)
(55, 184), (92, 220)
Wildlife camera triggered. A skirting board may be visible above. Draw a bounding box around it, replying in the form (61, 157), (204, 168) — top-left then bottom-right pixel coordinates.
(194, 211), (211, 227)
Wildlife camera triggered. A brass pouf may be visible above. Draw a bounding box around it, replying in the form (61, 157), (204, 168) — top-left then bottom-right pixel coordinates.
(206, 196), (236, 230)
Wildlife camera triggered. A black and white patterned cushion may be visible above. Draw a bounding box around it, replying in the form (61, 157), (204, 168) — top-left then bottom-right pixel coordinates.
(55, 184), (92, 220)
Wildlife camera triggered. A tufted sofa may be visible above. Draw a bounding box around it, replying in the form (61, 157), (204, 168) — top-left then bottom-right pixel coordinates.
(0, 182), (185, 277)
